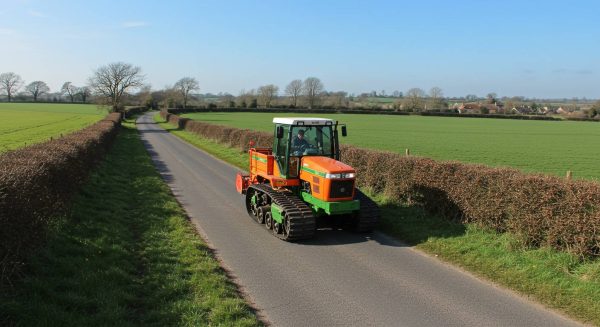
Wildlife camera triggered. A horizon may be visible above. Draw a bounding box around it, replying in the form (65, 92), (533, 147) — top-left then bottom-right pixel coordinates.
(1, 0), (599, 99)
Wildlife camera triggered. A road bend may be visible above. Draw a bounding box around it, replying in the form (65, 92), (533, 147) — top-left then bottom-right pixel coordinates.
(137, 112), (580, 327)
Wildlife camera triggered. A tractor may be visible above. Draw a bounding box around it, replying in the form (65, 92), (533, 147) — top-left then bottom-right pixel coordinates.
(235, 117), (379, 241)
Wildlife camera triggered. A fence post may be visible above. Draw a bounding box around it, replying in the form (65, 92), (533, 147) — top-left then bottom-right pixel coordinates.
(405, 148), (410, 156)
(566, 170), (572, 180)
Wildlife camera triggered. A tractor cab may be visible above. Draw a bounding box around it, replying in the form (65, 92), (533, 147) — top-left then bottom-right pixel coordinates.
(273, 117), (346, 178)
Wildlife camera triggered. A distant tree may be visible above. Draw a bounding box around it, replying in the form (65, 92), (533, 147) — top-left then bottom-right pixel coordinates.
(303, 77), (324, 109)
(257, 84), (279, 108)
(429, 86), (444, 109)
(237, 89), (256, 108)
(285, 79), (303, 107)
(405, 88), (426, 111)
(89, 62), (145, 112)
(174, 77), (199, 108)
(136, 85), (154, 108)
(588, 101), (600, 118)
(77, 86), (91, 103)
(486, 92), (497, 104)
(392, 90), (403, 98)
(465, 94), (478, 101)
(0, 72), (23, 102)
(25, 81), (50, 102)
(328, 91), (348, 108)
(61, 82), (78, 102)
(249, 98), (258, 108)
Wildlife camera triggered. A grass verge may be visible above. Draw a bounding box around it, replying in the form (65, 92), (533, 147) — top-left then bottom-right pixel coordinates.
(0, 118), (261, 326)
(155, 113), (600, 325)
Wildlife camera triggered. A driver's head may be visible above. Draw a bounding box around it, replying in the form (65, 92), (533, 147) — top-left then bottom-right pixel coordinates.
(297, 129), (305, 138)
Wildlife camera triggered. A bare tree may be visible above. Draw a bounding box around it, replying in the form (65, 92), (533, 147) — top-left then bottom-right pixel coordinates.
(78, 86), (91, 103)
(0, 72), (23, 102)
(174, 77), (199, 108)
(465, 94), (478, 101)
(89, 62), (145, 112)
(237, 89), (256, 108)
(257, 84), (279, 108)
(486, 92), (497, 104)
(326, 91), (348, 108)
(25, 81), (50, 102)
(429, 86), (444, 109)
(285, 79), (303, 107)
(303, 77), (324, 109)
(61, 82), (78, 102)
(405, 88), (426, 111)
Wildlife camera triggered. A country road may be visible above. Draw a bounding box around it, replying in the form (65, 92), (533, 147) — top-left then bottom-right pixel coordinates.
(137, 112), (580, 327)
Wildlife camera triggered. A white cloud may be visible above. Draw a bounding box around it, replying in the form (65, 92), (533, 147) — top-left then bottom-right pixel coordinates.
(28, 10), (46, 17)
(121, 21), (148, 28)
(0, 28), (15, 35)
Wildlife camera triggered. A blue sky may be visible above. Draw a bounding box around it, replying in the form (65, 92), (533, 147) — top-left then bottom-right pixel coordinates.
(1, 0), (598, 98)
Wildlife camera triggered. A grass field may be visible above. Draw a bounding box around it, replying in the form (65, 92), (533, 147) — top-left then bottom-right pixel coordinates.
(156, 114), (600, 325)
(0, 103), (106, 153)
(181, 112), (600, 180)
(0, 119), (260, 326)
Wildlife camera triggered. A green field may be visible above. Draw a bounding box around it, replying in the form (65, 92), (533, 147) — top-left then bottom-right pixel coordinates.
(181, 112), (600, 180)
(156, 114), (600, 325)
(0, 103), (106, 152)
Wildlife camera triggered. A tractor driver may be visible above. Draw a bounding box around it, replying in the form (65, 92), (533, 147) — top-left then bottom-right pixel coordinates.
(291, 129), (311, 154)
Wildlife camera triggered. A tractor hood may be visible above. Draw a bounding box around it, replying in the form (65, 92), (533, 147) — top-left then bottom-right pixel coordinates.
(300, 156), (355, 176)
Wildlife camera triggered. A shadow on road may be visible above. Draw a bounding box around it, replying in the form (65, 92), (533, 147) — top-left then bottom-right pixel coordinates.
(139, 135), (176, 184)
(300, 228), (406, 247)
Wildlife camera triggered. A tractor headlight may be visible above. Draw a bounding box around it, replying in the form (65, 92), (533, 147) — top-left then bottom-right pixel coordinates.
(325, 173), (355, 179)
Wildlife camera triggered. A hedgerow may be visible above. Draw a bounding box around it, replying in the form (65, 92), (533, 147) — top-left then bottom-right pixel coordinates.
(162, 110), (600, 259)
(0, 113), (121, 287)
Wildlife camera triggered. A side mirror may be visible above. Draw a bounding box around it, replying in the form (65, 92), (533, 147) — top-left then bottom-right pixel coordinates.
(341, 125), (347, 137)
(276, 126), (284, 139)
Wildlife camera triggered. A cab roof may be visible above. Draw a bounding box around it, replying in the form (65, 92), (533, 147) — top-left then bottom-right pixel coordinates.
(272, 117), (334, 125)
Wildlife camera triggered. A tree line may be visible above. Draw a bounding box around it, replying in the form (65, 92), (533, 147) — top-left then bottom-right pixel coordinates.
(0, 72), (92, 103)
(2, 62), (598, 118)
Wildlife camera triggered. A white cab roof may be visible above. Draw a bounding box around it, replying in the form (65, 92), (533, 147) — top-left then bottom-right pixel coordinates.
(273, 117), (334, 125)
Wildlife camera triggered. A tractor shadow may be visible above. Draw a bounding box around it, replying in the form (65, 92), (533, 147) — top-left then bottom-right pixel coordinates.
(300, 201), (467, 247)
(300, 228), (405, 247)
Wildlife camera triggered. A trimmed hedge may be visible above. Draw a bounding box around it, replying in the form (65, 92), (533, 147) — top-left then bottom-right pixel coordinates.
(0, 113), (121, 286)
(161, 110), (600, 259)
(419, 112), (562, 121)
(167, 107), (410, 116)
(165, 107), (575, 121)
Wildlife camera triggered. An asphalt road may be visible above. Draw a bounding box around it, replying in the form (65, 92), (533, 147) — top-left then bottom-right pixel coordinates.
(137, 112), (580, 327)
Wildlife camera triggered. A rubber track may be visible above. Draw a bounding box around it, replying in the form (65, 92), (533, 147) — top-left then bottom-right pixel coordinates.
(250, 184), (316, 241)
(354, 189), (379, 232)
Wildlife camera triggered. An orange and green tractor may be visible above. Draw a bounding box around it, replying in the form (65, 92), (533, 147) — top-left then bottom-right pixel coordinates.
(235, 117), (379, 240)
